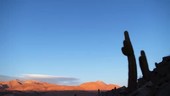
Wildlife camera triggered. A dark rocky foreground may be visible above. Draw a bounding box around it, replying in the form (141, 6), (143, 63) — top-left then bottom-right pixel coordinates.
(103, 56), (170, 96)
(0, 90), (99, 96)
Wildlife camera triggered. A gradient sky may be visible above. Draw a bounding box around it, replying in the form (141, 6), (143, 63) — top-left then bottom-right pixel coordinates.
(0, 0), (170, 86)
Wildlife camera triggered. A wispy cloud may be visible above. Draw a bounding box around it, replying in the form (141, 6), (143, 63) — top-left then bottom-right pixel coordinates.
(21, 74), (80, 85)
(0, 74), (80, 85)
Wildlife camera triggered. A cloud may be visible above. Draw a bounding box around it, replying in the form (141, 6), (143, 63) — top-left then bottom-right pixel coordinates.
(21, 74), (80, 85)
(0, 74), (80, 85)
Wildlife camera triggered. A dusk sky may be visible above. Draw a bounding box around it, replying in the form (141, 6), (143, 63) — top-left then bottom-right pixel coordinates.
(0, 0), (170, 86)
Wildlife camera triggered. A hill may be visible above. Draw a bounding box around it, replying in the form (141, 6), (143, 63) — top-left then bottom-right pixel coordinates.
(0, 80), (119, 91)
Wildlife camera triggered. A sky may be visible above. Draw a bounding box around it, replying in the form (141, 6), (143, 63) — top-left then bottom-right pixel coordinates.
(0, 0), (170, 86)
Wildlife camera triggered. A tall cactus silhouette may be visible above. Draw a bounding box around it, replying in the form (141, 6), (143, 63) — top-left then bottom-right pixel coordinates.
(121, 31), (137, 93)
(139, 50), (150, 81)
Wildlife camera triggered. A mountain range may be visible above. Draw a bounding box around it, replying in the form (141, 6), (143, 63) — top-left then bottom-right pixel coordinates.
(0, 80), (119, 91)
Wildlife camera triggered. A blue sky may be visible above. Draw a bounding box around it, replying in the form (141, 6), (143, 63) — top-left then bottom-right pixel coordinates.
(0, 0), (170, 86)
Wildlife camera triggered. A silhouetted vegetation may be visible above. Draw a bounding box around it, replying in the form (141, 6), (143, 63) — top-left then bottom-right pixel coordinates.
(102, 31), (170, 96)
(121, 31), (137, 93)
(139, 50), (151, 81)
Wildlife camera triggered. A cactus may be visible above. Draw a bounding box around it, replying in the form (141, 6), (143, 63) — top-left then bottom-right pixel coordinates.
(121, 31), (137, 93)
(139, 50), (151, 81)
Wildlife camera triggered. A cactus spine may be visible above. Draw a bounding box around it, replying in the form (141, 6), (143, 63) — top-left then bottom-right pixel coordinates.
(139, 50), (151, 81)
(121, 31), (137, 93)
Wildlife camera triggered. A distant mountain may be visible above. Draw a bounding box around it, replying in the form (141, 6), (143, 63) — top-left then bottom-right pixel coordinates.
(0, 80), (119, 91)
(80, 81), (119, 90)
